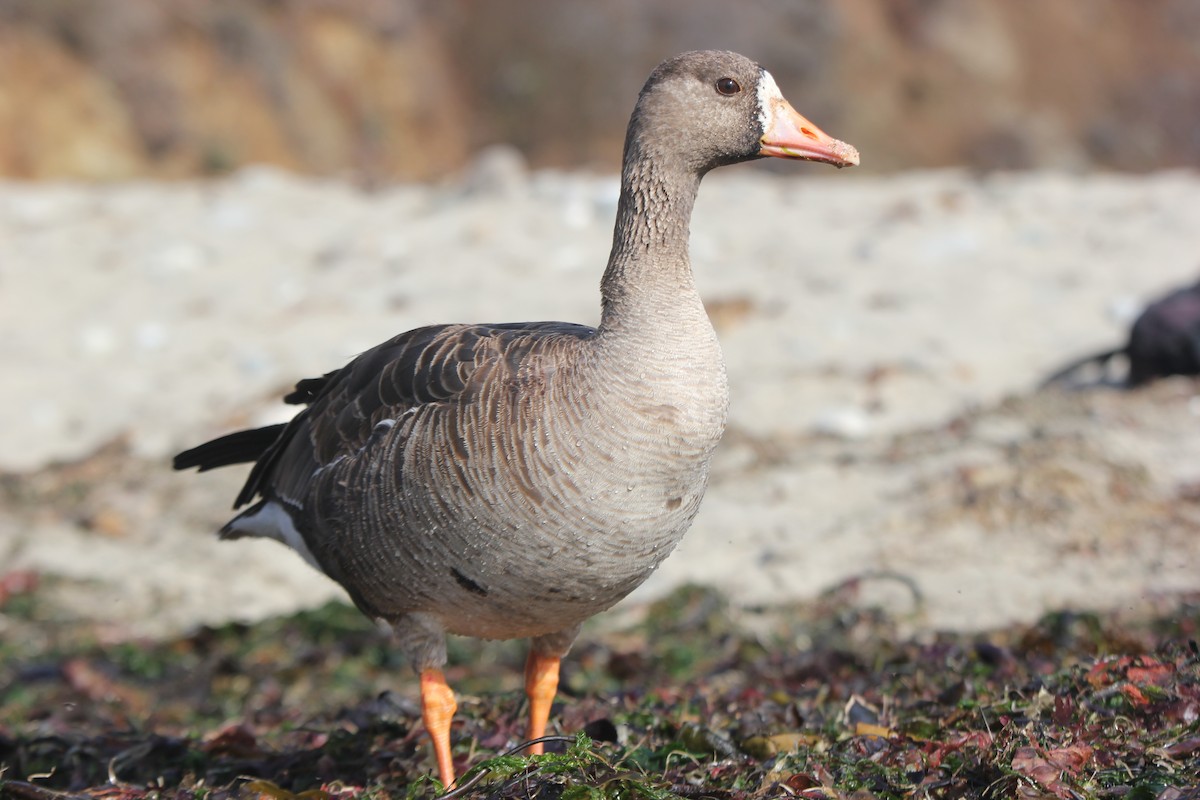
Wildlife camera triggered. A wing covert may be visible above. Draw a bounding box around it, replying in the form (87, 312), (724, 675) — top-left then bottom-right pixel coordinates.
(234, 320), (595, 508)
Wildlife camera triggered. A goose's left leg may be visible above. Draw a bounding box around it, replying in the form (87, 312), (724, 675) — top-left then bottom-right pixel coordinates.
(524, 626), (580, 753)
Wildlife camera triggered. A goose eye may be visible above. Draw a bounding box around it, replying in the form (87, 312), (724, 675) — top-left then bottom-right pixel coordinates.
(715, 77), (741, 96)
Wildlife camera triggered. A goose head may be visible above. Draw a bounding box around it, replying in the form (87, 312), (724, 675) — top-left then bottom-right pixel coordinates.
(627, 50), (859, 175)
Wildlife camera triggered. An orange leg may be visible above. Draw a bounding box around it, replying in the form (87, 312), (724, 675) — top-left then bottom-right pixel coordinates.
(420, 668), (459, 787)
(524, 651), (561, 754)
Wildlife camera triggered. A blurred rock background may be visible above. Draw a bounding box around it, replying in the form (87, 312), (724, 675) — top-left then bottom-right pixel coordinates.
(2, 0), (1198, 183)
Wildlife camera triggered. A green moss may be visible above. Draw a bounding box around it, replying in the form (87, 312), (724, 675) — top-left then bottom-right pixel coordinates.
(0, 586), (1197, 797)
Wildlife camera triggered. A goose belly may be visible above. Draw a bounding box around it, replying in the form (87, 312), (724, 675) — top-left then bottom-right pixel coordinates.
(429, 468), (712, 640)
(313, 380), (726, 640)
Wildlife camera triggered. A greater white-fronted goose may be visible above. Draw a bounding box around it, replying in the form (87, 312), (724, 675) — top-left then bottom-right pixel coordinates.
(175, 50), (858, 786)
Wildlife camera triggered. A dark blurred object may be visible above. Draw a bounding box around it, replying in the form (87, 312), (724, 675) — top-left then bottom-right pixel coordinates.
(580, 717), (619, 744)
(1, 0), (1199, 181)
(1042, 278), (1200, 389)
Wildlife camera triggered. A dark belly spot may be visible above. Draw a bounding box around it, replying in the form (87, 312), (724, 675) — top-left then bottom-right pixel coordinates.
(451, 567), (488, 596)
(518, 481), (546, 505)
(665, 496), (683, 510)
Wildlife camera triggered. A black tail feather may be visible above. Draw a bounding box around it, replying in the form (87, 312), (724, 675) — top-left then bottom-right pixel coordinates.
(173, 424), (287, 472)
(284, 371), (337, 405)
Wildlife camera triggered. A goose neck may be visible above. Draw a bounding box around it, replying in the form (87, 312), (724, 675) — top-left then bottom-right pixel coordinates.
(599, 153), (703, 330)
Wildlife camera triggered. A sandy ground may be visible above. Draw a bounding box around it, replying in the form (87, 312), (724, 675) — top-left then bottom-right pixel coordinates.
(3, 162), (1199, 641)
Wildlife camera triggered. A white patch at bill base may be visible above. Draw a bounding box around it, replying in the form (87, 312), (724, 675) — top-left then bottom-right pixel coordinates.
(757, 69), (784, 133)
